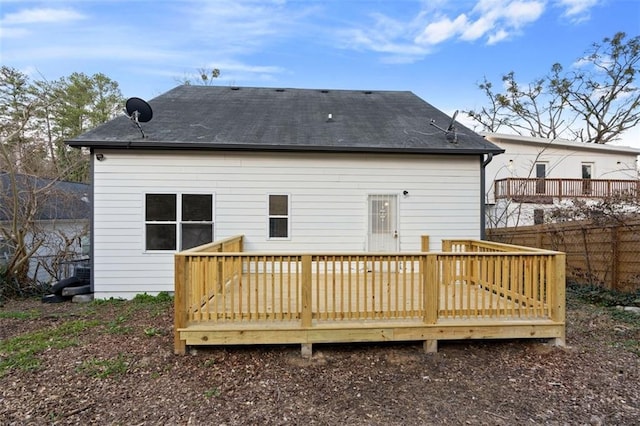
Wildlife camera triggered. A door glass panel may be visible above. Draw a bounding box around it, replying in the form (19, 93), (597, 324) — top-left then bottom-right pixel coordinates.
(535, 163), (546, 194)
(582, 164), (593, 194)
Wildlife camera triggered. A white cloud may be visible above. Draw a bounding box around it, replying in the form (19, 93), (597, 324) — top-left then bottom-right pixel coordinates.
(503, 1), (545, 27)
(338, 11), (431, 63)
(459, 0), (544, 43)
(1, 7), (86, 25)
(0, 26), (30, 39)
(487, 29), (510, 44)
(343, 0), (548, 63)
(460, 15), (494, 41)
(415, 14), (468, 45)
(555, 0), (599, 23)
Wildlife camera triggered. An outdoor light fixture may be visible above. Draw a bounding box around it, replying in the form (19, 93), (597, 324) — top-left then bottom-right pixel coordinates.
(96, 153), (105, 161)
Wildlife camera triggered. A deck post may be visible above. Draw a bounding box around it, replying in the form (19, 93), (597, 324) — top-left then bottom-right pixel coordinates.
(301, 255), (313, 358)
(174, 254), (188, 355)
(421, 235), (430, 252)
(423, 254), (439, 353)
(551, 252), (566, 347)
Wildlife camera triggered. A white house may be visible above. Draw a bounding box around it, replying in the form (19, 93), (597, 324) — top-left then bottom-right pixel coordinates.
(482, 133), (640, 228)
(67, 85), (503, 299)
(0, 173), (90, 284)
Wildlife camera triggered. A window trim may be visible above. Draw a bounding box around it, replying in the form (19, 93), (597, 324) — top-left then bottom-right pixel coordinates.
(144, 192), (215, 253)
(267, 193), (290, 240)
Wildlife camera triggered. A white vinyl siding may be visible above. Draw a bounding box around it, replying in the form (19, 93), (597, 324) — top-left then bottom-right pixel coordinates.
(92, 150), (481, 298)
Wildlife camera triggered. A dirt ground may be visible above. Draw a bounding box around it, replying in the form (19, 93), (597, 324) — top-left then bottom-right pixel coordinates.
(1, 287), (638, 425)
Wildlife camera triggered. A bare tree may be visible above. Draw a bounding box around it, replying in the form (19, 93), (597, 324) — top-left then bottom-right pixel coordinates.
(0, 67), (121, 297)
(177, 67), (221, 86)
(467, 32), (640, 144)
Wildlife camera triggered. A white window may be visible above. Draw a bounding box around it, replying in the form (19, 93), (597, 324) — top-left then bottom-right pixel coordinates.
(268, 194), (289, 239)
(145, 193), (214, 251)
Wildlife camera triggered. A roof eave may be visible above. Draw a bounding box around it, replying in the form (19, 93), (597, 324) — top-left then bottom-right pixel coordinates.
(67, 140), (504, 156)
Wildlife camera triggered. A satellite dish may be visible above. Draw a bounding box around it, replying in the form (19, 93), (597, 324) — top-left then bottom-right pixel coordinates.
(124, 97), (152, 138)
(429, 110), (459, 144)
(447, 110), (458, 132)
(125, 97), (153, 123)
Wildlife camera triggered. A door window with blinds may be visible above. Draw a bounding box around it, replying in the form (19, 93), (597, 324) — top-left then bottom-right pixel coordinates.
(145, 193), (214, 251)
(268, 194), (289, 239)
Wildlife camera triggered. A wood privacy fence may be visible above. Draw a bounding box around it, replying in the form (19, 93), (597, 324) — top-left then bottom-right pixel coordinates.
(487, 218), (640, 293)
(174, 236), (566, 356)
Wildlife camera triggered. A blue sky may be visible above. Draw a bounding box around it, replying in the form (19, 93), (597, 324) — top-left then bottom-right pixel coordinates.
(1, 0), (640, 145)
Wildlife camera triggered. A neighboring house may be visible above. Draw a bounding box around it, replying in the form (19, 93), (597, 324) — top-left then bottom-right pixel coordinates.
(482, 133), (640, 228)
(0, 173), (90, 284)
(67, 85), (503, 299)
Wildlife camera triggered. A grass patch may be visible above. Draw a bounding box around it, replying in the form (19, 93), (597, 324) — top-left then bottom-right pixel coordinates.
(132, 292), (173, 305)
(203, 387), (221, 398)
(131, 292), (173, 317)
(0, 319), (100, 377)
(105, 315), (133, 335)
(143, 327), (163, 337)
(76, 353), (129, 379)
(0, 310), (40, 320)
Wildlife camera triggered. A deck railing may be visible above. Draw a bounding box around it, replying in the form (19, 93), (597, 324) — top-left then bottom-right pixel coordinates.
(494, 178), (639, 202)
(174, 236), (565, 353)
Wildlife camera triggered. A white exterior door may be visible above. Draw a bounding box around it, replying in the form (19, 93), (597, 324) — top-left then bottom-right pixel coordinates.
(367, 194), (398, 252)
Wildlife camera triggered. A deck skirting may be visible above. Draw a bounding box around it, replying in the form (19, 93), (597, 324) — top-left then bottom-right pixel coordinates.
(177, 318), (564, 353)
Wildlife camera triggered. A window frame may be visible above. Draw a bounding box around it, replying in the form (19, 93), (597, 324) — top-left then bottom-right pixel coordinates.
(144, 192), (215, 252)
(267, 193), (290, 240)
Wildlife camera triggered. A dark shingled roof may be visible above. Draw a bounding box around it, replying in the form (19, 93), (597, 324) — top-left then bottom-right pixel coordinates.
(0, 173), (90, 221)
(67, 85), (503, 155)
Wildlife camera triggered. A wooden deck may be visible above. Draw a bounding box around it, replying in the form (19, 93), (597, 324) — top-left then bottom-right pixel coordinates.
(174, 237), (566, 356)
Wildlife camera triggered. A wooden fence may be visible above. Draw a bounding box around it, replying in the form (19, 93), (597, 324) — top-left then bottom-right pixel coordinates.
(174, 236), (566, 355)
(487, 218), (640, 293)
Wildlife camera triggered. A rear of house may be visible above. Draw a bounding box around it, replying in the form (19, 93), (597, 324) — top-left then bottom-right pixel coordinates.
(68, 86), (503, 299)
(483, 133), (640, 228)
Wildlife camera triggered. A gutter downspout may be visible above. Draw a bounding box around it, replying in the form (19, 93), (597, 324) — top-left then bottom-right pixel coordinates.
(89, 149), (95, 294)
(480, 153), (494, 240)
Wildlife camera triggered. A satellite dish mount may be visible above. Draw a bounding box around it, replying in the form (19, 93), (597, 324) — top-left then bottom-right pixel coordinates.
(125, 97), (153, 138)
(430, 110), (458, 144)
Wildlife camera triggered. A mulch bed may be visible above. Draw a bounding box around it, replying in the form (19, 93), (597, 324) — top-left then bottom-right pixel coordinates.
(1, 290), (638, 425)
